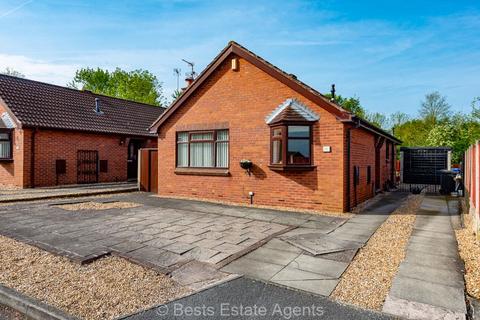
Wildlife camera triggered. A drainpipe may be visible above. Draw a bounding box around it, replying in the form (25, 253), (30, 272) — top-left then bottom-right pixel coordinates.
(30, 128), (36, 188)
(345, 118), (360, 212)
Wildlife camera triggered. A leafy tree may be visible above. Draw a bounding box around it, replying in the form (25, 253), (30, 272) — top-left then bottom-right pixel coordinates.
(1, 68), (25, 78)
(419, 91), (451, 126)
(471, 97), (480, 120)
(394, 119), (431, 148)
(171, 89), (182, 101)
(425, 113), (480, 163)
(365, 111), (388, 129)
(69, 67), (165, 106)
(325, 93), (366, 118)
(389, 111), (410, 129)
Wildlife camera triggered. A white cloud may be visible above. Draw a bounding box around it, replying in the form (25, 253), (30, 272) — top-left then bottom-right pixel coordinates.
(0, 53), (78, 85)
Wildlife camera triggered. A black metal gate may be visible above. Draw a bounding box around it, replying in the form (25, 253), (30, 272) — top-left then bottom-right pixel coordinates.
(77, 150), (98, 184)
(399, 147), (451, 193)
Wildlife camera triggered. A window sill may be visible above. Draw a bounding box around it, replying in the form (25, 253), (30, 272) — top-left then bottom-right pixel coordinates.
(175, 167), (230, 176)
(268, 165), (316, 171)
(0, 158), (13, 162)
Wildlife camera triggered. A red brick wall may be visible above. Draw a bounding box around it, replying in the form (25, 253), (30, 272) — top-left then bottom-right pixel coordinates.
(157, 54), (347, 212)
(349, 127), (376, 208)
(346, 127), (397, 209)
(0, 129), (24, 187)
(0, 103), (25, 187)
(28, 129), (128, 187)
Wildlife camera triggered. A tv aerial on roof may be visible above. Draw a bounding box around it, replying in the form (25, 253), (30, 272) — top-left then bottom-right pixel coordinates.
(182, 59), (197, 80)
(173, 68), (181, 91)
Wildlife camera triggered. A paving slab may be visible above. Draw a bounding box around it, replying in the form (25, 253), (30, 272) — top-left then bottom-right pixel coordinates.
(205, 252), (231, 265)
(262, 238), (303, 253)
(243, 247), (300, 266)
(408, 234), (459, 249)
(404, 250), (464, 271)
(383, 295), (466, 320)
(407, 242), (460, 258)
(182, 247), (220, 262)
(323, 230), (372, 243)
(411, 228), (456, 240)
(163, 242), (196, 255)
(397, 262), (464, 289)
(363, 193), (408, 214)
(289, 254), (349, 278)
(283, 232), (363, 255)
(221, 258), (284, 280)
(170, 261), (228, 287)
(142, 237), (176, 249)
(273, 278), (340, 296)
(387, 275), (466, 314)
(300, 220), (346, 232)
(109, 241), (146, 254)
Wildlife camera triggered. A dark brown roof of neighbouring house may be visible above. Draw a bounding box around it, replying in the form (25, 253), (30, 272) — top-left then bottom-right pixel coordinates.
(0, 74), (165, 137)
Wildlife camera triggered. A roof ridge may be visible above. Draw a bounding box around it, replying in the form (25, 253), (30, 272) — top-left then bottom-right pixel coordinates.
(0, 73), (165, 110)
(228, 42), (350, 116)
(150, 41), (354, 131)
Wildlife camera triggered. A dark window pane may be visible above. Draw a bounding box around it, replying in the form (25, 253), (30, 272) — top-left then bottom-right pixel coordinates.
(288, 139), (310, 164)
(288, 126), (309, 138)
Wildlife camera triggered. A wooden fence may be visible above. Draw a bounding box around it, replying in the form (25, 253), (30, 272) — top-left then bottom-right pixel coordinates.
(464, 142), (480, 235)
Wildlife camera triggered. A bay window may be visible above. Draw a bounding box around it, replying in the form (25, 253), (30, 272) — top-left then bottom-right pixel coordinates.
(0, 130), (12, 160)
(270, 124), (313, 170)
(176, 130), (229, 168)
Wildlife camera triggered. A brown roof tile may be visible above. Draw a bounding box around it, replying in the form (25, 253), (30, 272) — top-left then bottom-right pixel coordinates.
(0, 74), (165, 137)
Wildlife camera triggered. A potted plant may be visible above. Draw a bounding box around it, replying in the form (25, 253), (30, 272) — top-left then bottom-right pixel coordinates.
(240, 159), (253, 175)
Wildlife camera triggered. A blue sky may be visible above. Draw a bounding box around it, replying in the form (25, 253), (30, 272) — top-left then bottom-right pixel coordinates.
(0, 0), (479, 116)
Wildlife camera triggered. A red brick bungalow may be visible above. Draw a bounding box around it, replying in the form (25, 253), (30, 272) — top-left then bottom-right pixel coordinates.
(150, 41), (400, 213)
(0, 74), (163, 188)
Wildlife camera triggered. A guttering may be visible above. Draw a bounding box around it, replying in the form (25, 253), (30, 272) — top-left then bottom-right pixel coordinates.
(341, 115), (402, 145)
(345, 117), (361, 212)
(30, 128), (36, 188)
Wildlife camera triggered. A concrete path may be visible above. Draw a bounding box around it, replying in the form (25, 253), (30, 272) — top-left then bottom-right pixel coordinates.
(0, 182), (138, 203)
(221, 192), (409, 296)
(122, 277), (395, 320)
(383, 196), (467, 320)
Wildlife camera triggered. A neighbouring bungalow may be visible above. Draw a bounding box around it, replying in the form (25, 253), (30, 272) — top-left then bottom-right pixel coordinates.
(150, 41), (401, 213)
(0, 74), (164, 188)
